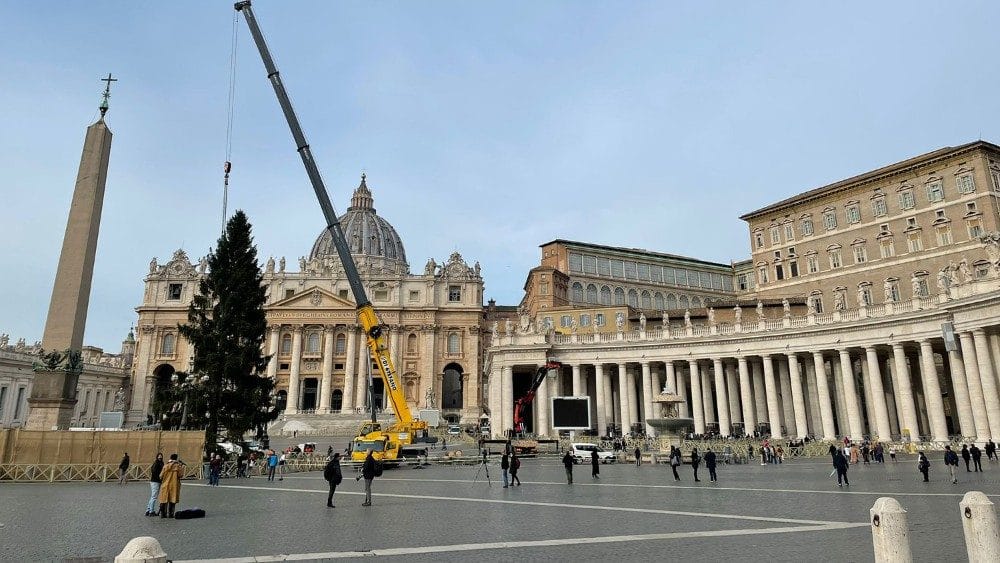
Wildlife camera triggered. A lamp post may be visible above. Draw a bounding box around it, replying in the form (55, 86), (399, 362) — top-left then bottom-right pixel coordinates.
(171, 372), (208, 430)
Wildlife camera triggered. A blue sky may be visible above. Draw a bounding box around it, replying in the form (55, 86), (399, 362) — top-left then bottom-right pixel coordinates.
(2, 1), (998, 350)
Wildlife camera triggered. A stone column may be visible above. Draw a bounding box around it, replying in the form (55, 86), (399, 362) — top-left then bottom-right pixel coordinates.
(501, 365), (513, 435)
(595, 363), (607, 436)
(777, 358), (794, 437)
(665, 361), (677, 393)
(355, 331), (369, 410)
(676, 368), (689, 418)
(787, 354), (809, 439)
(946, 347), (975, 438)
(536, 363), (550, 437)
(838, 349), (864, 440)
(864, 346), (892, 440)
(641, 362), (654, 435)
(882, 357), (901, 437)
(890, 343), (920, 440)
(615, 363), (628, 432)
(265, 325), (280, 379)
(701, 367), (716, 425)
(286, 326), (304, 414)
(737, 357), (756, 432)
(627, 366), (639, 431)
(812, 352), (837, 440)
(761, 355), (783, 438)
(803, 358), (821, 435)
(831, 357), (848, 435)
(689, 359), (705, 435)
(319, 326), (335, 413)
(960, 331), (991, 440)
(752, 359), (768, 424)
(712, 358), (731, 436)
(572, 364), (582, 396)
(973, 329), (1000, 439)
(725, 361), (742, 426)
(920, 340), (948, 442)
(604, 365), (615, 424)
(342, 327), (357, 412)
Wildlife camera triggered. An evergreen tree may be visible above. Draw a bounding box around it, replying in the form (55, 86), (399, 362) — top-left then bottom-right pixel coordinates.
(179, 210), (276, 452)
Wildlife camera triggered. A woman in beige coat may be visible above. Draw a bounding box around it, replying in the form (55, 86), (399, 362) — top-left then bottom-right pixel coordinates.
(158, 453), (183, 518)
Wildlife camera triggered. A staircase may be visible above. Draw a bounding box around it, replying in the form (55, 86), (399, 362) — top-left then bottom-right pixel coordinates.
(268, 412), (398, 437)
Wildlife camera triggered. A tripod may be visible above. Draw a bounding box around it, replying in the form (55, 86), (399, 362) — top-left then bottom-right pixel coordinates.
(472, 450), (492, 486)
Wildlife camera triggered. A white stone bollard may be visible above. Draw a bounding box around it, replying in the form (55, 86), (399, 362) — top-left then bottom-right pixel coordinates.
(115, 536), (167, 563)
(960, 491), (1000, 562)
(870, 497), (912, 563)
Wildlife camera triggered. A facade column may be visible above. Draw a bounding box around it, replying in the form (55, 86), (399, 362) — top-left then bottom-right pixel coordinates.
(737, 357), (756, 432)
(838, 349), (864, 440)
(676, 368), (689, 418)
(688, 360), (705, 435)
(603, 364), (615, 426)
(864, 346), (892, 440)
(701, 367), (715, 425)
(761, 355), (782, 438)
(811, 352), (837, 440)
(641, 362), (654, 435)
(972, 329), (1000, 439)
(286, 326), (304, 414)
(777, 358), (794, 437)
(355, 330), (370, 410)
(536, 363), (550, 437)
(920, 340), (948, 442)
(960, 331), (991, 440)
(319, 326), (334, 413)
(882, 357), (901, 437)
(265, 325), (280, 379)
(626, 366), (639, 432)
(803, 359), (821, 435)
(787, 354), (808, 439)
(751, 359), (768, 424)
(712, 358), (731, 436)
(617, 363), (629, 433)
(946, 348), (975, 438)
(572, 364), (582, 396)
(831, 357), (847, 436)
(342, 327), (357, 412)
(890, 343), (920, 440)
(665, 361), (677, 394)
(594, 364), (607, 436)
(725, 361), (742, 426)
(501, 366), (513, 436)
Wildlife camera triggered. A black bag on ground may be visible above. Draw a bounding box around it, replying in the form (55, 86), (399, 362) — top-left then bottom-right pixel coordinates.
(174, 508), (206, 519)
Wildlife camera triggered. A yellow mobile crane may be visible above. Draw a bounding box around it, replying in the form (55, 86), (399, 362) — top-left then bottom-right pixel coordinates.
(236, 1), (431, 463)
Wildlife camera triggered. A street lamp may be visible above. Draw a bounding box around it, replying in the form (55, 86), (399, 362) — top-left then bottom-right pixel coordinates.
(171, 372), (209, 430)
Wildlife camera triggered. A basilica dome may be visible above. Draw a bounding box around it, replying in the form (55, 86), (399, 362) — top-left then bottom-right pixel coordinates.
(309, 174), (408, 272)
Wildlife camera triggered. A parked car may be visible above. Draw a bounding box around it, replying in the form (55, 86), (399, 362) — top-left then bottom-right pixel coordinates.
(570, 443), (616, 464)
(446, 425), (462, 436)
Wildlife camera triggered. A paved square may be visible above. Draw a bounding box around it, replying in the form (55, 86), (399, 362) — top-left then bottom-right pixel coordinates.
(1, 455), (995, 561)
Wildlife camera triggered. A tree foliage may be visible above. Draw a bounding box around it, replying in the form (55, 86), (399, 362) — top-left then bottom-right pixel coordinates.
(179, 211), (277, 450)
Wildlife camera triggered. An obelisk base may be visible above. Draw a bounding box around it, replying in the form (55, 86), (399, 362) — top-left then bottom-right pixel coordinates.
(24, 371), (80, 430)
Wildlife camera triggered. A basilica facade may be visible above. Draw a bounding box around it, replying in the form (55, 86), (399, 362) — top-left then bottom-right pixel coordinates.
(127, 176), (485, 427)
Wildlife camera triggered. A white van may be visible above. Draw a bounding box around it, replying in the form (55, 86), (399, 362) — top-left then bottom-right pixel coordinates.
(570, 443), (616, 464)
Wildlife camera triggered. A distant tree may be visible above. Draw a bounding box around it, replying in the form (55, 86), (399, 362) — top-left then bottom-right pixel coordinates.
(179, 210), (277, 452)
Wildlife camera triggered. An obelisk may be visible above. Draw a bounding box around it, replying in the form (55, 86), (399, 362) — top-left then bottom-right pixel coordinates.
(26, 75), (116, 430)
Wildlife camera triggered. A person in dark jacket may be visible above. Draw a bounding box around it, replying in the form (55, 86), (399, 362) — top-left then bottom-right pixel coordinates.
(833, 449), (849, 486)
(971, 444), (983, 472)
(591, 449), (600, 479)
(500, 452), (510, 488)
(324, 453), (343, 507)
(562, 451), (574, 484)
(634, 446), (642, 467)
(118, 452), (130, 485)
(944, 446), (960, 484)
(690, 448), (701, 482)
(669, 446), (681, 481)
(361, 451), (378, 506)
(918, 452), (930, 482)
(962, 444), (971, 471)
(509, 453), (522, 486)
(704, 448), (718, 482)
(145, 453), (164, 516)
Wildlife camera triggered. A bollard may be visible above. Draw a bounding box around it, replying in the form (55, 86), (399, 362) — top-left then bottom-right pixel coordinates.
(115, 536), (167, 563)
(870, 497), (912, 562)
(960, 491), (1000, 562)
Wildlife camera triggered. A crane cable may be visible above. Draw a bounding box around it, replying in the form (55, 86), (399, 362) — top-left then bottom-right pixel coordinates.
(222, 10), (239, 232)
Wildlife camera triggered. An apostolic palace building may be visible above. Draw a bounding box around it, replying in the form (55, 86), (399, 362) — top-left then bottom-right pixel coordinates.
(488, 140), (1000, 444)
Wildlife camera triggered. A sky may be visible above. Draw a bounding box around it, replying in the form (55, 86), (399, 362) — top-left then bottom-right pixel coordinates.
(2, 1), (999, 351)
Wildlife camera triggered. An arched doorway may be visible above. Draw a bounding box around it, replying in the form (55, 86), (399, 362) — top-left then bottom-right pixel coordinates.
(150, 364), (176, 424)
(331, 389), (343, 413)
(370, 379), (385, 412)
(275, 390), (288, 412)
(302, 378), (318, 411)
(441, 363), (464, 410)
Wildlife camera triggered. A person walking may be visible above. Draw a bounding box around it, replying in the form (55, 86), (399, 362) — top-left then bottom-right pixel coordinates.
(591, 449), (600, 479)
(278, 452), (287, 481)
(944, 446), (960, 484)
(962, 444), (971, 471)
(690, 447), (701, 482)
(704, 448), (718, 482)
(118, 452), (130, 485)
(323, 453), (343, 507)
(986, 440), (997, 462)
(971, 444), (983, 472)
(500, 452), (510, 488)
(918, 452), (931, 482)
(889, 445), (897, 462)
(509, 453), (522, 486)
(209, 453), (222, 486)
(266, 450), (278, 482)
(145, 453), (164, 516)
(562, 450), (574, 484)
(634, 446), (642, 467)
(158, 454), (183, 518)
(361, 450), (378, 506)
(670, 447), (681, 481)
(833, 448), (849, 487)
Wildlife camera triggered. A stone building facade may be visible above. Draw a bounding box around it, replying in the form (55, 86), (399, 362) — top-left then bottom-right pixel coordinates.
(128, 177), (485, 426)
(487, 141), (1000, 444)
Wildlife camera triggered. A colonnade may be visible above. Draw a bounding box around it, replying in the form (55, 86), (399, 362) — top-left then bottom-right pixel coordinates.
(491, 328), (1000, 443)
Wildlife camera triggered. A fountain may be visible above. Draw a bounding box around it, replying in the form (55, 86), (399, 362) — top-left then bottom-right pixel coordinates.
(645, 386), (693, 448)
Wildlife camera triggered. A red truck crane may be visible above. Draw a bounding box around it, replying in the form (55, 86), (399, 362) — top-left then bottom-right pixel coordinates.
(512, 361), (562, 436)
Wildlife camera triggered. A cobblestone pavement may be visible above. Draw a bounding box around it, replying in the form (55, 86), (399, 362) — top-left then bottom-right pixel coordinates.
(2, 456), (997, 562)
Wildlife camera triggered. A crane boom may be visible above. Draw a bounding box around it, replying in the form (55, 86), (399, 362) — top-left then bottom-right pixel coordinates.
(235, 0), (415, 429)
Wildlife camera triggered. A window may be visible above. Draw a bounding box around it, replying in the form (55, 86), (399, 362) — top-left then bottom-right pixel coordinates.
(975, 261), (991, 279)
(967, 201), (978, 214)
(374, 289), (388, 301)
(936, 226), (953, 246)
(286, 289), (296, 299)
(572, 282), (584, 303)
(754, 232), (764, 249)
(666, 294), (678, 309)
(810, 293), (824, 313)
(906, 217), (917, 228)
(280, 334), (292, 355)
(846, 205), (861, 224)
(853, 245), (867, 264)
(679, 295), (690, 309)
(926, 181), (944, 202)
(907, 232), (923, 252)
(406, 333), (417, 354)
(774, 250), (782, 259)
(627, 289), (638, 308)
(879, 223), (890, 235)
(614, 287), (625, 305)
(167, 283), (182, 300)
(637, 263), (649, 280)
(969, 219), (984, 239)
(650, 266), (662, 283)
(654, 293), (664, 309)
(580, 314), (591, 327)
(568, 253), (583, 272)
(859, 285), (873, 306)
(447, 333), (460, 355)
(641, 291), (652, 309)
(305, 332), (321, 354)
(879, 239), (895, 258)
(624, 261), (637, 279)
(872, 198), (887, 217)
(788, 260), (799, 277)
(802, 218), (814, 236)
(595, 313), (605, 326)
(160, 333), (175, 355)
(886, 280), (901, 302)
(784, 223), (795, 241)
(757, 266), (769, 284)
(829, 249), (842, 269)
(775, 264), (784, 280)
(448, 285), (461, 302)
(914, 276), (929, 297)
(807, 255), (820, 274)
(409, 290), (420, 302)
(935, 209), (946, 220)
(610, 260), (624, 278)
(540, 283), (549, 295)
(823, 210), (838, 230)
(993, 170), (1000, 192)
(14, 387), (25, 420)
(770, 226), (781, 244)
(336, 333), (347, 355)
(560, 315), (572, 328)
(899, 190), (915, 210)
(583, 255), (597, 274)
(600, 286), (611, 305)
(597, 257), (610, 276)
(957, 174), (975, 194)
(586, 284), (598, 304)
(737, 273), (752, 291)
(338, 289), (348, 299)
(663, 267), (676, 285)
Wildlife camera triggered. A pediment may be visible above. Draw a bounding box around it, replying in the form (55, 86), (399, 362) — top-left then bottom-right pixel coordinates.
(270, 287), (354, 309)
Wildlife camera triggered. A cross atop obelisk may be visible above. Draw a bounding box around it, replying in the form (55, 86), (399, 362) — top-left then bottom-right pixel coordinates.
(99, 73), (116, 118)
